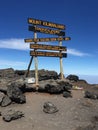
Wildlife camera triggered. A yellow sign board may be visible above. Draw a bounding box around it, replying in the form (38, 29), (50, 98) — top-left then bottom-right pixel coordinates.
(28, 18), (65, 30)
(30, 44), (67, 51)
(24, 37), (71, 43)
(29, 26), (65, 36)
(30, 51), (67, 58)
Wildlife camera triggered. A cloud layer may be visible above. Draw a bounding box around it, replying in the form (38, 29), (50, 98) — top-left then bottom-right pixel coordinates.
(0, 38), (29, 50)
(0, 59), (27, 70)
(67, 48), (90, 56)
(0, 38), (89, 56)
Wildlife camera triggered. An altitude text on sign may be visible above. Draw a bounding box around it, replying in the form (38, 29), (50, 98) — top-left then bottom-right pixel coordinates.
(24, 37), (71, 43)
(28, 18), (65, 30)
(30, 44), (67, 51)
(30, 51), (67, 58)
(29, 26), (65, 36)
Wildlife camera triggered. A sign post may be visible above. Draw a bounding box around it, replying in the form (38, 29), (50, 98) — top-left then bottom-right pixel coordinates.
(34, 27), (39, 87)
(59, 36), (64, 79)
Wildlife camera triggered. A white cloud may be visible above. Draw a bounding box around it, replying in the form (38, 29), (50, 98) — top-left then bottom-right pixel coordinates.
(67, 48), (90, 56)
(0, 59), (28, 70)
(0, 60), (26, 67)
(0, 38), (90, 56)
(0, 38), (29, 50)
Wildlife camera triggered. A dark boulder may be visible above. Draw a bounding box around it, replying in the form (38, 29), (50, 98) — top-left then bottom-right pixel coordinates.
(28, 69), (59, 81)
(0, 68), (15, 78)
(57, 80), (72, 91)
(63, 91), (72, 98)
(24, 83), (36, 92)
(2, 109), (24, 122)
(10, 78), (36, 93)
(10, 78), (25, 91)
(7, 83), (26, 104)
(0, 68), (59, 81)
(45, 82), (63, 94)
(0, 79), (9, 94)
(1, 95), (12, 107)
(43, 102), (59, 114)
(38, 79), (72, 94)
(66, 74), (79, 82)
(84, 91), (98, 100)
(38, 70), (59, 81)
(0, 92), (5, 105)
(15, 70), (25, 76)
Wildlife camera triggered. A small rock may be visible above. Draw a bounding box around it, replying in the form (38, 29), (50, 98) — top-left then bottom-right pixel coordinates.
(1, 95), (12, 107)
(63, 91), (72, 98)
(2, 109), (24, 122)
(84, 91), (98, 100)
(43, 102), (59, 114)
(0, 92), (5, 105)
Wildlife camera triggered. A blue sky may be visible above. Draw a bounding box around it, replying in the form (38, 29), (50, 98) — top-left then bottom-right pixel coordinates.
(0, 0), (98, 83)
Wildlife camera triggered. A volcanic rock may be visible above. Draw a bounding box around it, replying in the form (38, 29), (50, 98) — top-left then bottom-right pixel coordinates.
(10, 78), (36, 93)
(0, 92), (5, 105)
(28, 69), (59, 81)
(43, 102), (59, 114)
(2, 109), (24, 122)
(38, 79), (72, 94)
(63, 91), (72, 98)
(15, 70), (25, 76)
(66, 74), (79, 82)
(7, 83), (26, 104)
(0, 68), (15, 78)
(57, 80), (72, 91)
(0, 79), (9, 94)
(1, 95), (12, 107)
(45, 82), (63, 94)
(84, 91), (98, 99)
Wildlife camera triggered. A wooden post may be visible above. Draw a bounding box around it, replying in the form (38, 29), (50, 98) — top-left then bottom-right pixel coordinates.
(59, 38), (64, 79)
(34, 28), (39, 87)
(25, 56), (33, 77)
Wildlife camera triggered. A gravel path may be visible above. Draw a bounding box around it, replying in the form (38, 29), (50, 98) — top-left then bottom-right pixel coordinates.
(0, 90), (98, 130)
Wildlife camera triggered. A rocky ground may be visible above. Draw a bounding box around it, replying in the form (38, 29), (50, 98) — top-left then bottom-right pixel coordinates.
(0, 68), (98, 130)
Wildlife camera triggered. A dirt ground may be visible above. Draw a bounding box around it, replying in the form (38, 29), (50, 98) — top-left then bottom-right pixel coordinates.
(0, 87), (98, 130)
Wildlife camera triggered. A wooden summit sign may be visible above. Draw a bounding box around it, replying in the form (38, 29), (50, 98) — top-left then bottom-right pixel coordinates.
(30, 51), (67, 58)
(24, 37), (71, 43)
(25, 17), (71, 85)
(30, 44), (67, 51)
(28, 18), (65, 30)
(29, 26), (65, 36)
